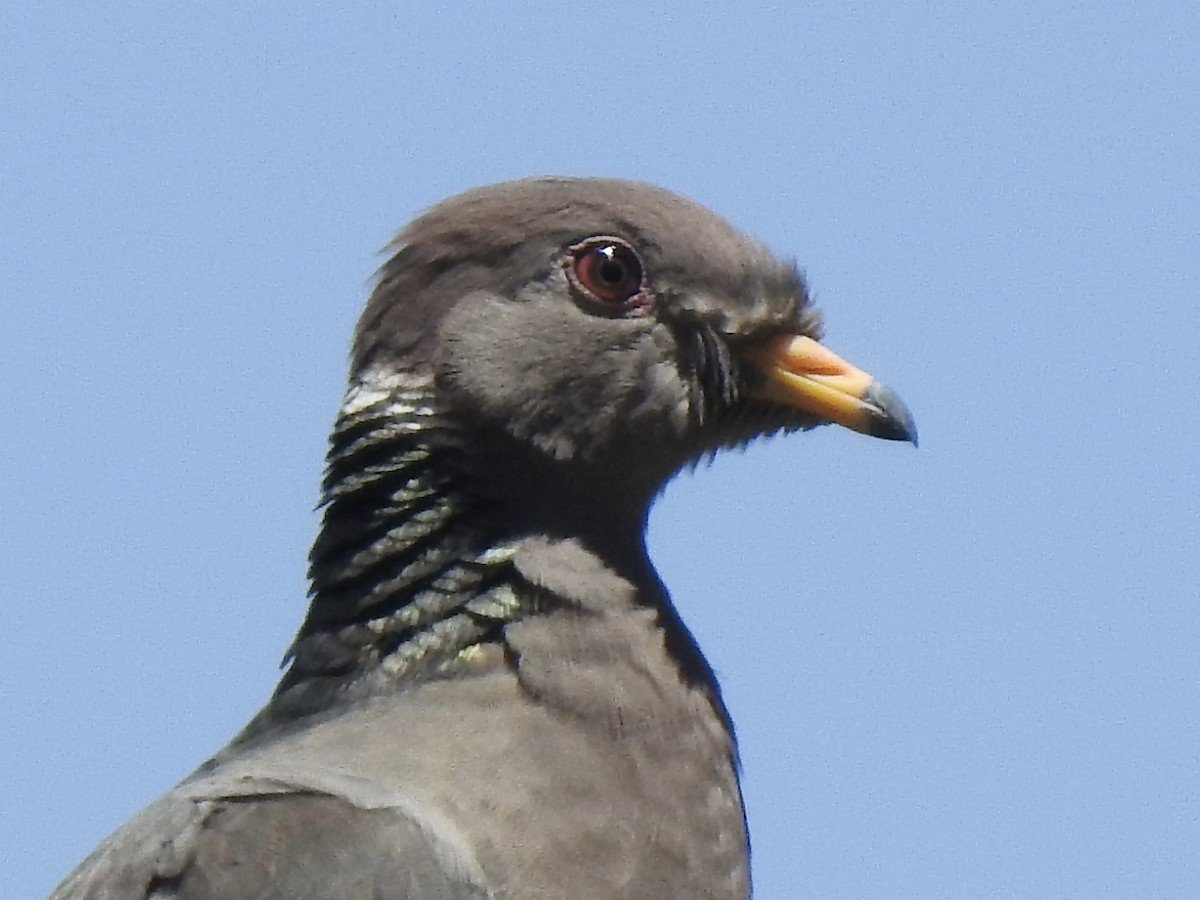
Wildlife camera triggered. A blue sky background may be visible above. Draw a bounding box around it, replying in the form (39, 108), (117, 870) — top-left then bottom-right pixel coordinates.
(4, 3), (1198, 897)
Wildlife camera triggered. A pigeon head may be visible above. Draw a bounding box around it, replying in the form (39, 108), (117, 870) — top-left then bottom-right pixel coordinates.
(349, 177), (914, 504)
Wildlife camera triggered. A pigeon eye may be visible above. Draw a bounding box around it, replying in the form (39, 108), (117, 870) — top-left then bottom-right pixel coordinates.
(570, 239), (644, 306)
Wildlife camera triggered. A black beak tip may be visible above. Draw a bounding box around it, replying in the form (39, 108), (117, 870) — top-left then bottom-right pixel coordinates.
(865, 382), (919, 446)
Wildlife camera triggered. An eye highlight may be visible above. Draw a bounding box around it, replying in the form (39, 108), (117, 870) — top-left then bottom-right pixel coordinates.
(569, 238), (645, 307)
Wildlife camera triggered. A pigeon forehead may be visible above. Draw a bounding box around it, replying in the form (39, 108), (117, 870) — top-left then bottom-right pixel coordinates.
(398, 176), (793, 285)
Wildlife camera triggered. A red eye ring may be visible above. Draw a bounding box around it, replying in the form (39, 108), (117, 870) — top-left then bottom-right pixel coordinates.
(569, 239), (645, 306)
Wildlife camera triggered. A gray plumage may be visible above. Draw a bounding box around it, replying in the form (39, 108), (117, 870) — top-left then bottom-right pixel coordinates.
(51, 177), (914, 900)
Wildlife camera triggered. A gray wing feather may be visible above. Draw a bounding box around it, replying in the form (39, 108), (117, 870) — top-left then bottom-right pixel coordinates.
(49, 783), (491, 900)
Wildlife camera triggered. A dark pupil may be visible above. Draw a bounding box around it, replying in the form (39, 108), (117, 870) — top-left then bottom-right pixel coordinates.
(597, 249), (626, 285)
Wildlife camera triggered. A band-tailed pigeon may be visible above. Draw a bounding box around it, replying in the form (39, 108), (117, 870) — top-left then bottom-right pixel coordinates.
(51, 177), (915, 899)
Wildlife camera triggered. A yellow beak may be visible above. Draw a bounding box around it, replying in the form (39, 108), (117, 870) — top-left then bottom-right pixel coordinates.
(739, 334), (917, 444)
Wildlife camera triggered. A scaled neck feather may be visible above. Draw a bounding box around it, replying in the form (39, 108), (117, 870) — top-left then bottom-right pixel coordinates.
(236, 366), (731, 746)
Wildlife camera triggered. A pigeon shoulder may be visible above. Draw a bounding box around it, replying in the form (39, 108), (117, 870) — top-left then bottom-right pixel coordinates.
(48, 772), (491, 900)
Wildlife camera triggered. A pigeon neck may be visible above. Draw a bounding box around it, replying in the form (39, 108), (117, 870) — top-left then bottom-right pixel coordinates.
(239, 370), (700, 743)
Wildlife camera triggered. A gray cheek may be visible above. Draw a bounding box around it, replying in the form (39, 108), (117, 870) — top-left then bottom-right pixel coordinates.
(437, 293), (685, 461)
